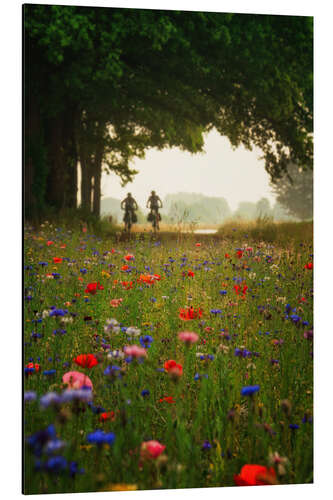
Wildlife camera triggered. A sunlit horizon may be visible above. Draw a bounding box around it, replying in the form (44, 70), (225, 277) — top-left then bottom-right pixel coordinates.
(100, 129), (277, 211)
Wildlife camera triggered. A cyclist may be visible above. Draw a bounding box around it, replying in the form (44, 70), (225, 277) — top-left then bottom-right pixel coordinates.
(121, 193), (138, 230)
(146, 190), (163, 229)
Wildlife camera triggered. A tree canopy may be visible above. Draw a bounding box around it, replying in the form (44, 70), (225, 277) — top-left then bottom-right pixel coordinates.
(270, 163), (313, 220)
(24, 5), (313, 218)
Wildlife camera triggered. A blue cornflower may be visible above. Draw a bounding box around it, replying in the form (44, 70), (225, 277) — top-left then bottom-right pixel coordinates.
(80, 268), (88, 274)
(69, 461), (85, 478)
(38, 261), (48, 266)
(61, 388), (93, 403)
(43, 369), (56, 376)
(49, 309), (68, 317)
(44, 439), (66, 455)
(24, 391), (37, 403)
(219, 290), (227, 295)
(88, 402), (106, 414)
(202, 440), (212, 450)
(302, 414), (313, 424)
(104, 365), (122, 378)
(53, 329), (66, 336)
(40, 392), (62, 408)
(289, 424), (300, 430)
(25, 366), (35, 375)
(87, 430), (115, 446)
(210, 309), (222, 315)
(141, 389), (150, 397)
(241, 385), (260, 396)
(44, 456), (68, 473)
(31, 332), (43, 339)
(27, 425), (57, 457)
(139, 335), (153, 348)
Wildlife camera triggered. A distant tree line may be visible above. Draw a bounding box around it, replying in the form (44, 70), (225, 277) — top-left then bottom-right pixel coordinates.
(24, 5), (313, 220)
(101, 190), (311, 224)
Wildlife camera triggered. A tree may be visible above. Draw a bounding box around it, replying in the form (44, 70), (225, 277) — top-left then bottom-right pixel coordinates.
(271, 201), (296, 221)
(24, 6), (313, 218)
(234, 202), (257, 220)
(255, 198), (272, 218)
(270, 163), (313, 220)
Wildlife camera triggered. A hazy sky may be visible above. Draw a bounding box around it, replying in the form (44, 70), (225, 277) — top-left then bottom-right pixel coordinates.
(101, 128), (276, 211)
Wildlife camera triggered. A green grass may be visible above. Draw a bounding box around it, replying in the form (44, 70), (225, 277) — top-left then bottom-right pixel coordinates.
(23, 221), (313, 493)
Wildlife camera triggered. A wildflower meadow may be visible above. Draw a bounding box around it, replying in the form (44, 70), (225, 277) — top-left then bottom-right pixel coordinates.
(23, 222), (313, 494)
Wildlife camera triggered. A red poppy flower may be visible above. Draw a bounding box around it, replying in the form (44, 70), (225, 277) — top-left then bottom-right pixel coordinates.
(73, 354), (98, 369)
(225, 253), (231, 258)
(187, 270), (195, 277)
(47, 241), (54, 246)
(99, 411), (116, 422)
(236, 250), (244, 259)
(25, 362), (40, 374)
(164, 360), (183, 377)
(304, 262), (313, 270)
(195, 243), (201, 247)
(111, 248), (116, 253)
(179, 306), (203, 321)
(234, 284), (248, 296)
(53, 257), (62, 264)
(84, 282), (104, 294)
(60, 244), (66, 249)
(234, 464), (277, 486)
(121, 281), (133, 289)
(138, 274), (161, 285)
(124, 254), (135, 261)
(158, 396), (176, 404)
(121, 265), (130, 271)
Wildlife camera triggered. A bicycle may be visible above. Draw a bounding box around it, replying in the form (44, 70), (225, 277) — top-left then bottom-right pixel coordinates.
(123, 209), (135, 233)
(149, 207), (161, 233)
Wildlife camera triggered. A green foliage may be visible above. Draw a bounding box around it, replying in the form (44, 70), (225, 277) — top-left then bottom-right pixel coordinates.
(270, 163), (313, 220)
(24, 5), (313, 218)
(24, 132), (48, 217)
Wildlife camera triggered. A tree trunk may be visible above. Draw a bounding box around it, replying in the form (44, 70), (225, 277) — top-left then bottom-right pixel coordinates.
(63, 105), (78, 209)
(80, 154), (93, 212)
(92, 147), (103, 217)
(44, 105), (78, 211)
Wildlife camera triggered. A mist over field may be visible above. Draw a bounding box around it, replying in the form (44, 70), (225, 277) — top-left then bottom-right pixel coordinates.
(100, 192), (301, 226)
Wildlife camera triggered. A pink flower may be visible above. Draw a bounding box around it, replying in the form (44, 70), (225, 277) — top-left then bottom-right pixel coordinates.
(110, 298), (123, 307)
(178, 331), (199, 345)
(140, 440), (166, 460)
(124, 345), (147, 359)
(62, 371), (93, 390)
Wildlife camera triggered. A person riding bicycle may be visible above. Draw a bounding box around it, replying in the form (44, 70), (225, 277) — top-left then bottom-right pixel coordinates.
(121, 193), (138, 225)
(146, 191), (162, 217)
(146, 191), (162, 229)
